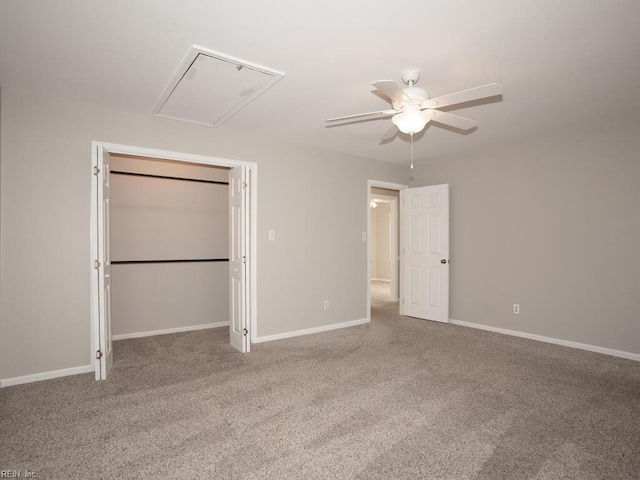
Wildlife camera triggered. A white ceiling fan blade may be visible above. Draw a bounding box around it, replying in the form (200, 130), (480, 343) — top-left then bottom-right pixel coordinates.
(372, 80), (411, 105)
(425, 83), (503, 109)
(430, 110), (478, 130)
(326, 109), (397, 122)
(379, 125), (398, 143)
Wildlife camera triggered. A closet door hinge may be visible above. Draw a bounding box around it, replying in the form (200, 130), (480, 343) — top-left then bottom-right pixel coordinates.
(96, 350), (103, 359)
(94, 260), (101, 269)
(93, 166), (100, 175)
(242, 256), (247, 264)
(242, 328), (248, 336)
(242, 181), (247, 189)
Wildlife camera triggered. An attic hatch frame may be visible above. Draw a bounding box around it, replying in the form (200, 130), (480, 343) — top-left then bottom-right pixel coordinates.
(152, 45), (285, 127)
(89, 141), (258, 380)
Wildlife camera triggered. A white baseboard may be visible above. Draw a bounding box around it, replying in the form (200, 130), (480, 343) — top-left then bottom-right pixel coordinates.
(0, 364), (94, 388)
(113, 322), (229, 340)
(449, 319), (640, 362)
(254, 318), (369, 343)
(371, 278), (391, 283)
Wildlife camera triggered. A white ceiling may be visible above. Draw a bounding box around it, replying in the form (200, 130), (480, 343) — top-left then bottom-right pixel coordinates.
(1, 0), (639, 166)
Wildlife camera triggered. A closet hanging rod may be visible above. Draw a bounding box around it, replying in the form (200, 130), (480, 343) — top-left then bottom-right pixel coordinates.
(111, 259), (229, 265)
(110, 170), (229, 185)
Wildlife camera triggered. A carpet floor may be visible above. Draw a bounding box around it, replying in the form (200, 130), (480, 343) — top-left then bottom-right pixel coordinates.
(1, 282), (639, 479)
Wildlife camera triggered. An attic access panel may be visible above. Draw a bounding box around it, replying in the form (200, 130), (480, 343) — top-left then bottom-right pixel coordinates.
(153, 46), (285, 127)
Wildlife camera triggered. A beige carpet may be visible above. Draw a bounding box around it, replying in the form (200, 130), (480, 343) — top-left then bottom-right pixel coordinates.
(2, 281), (639, 479)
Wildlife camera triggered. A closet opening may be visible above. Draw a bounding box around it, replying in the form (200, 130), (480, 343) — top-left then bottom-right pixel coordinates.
(90, 142), (257, 380)
(110, 153), (230, 339)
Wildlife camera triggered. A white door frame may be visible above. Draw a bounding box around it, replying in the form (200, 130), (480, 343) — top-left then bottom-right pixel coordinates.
(367, 180), (408, 321)
(90, 141), (258, 379)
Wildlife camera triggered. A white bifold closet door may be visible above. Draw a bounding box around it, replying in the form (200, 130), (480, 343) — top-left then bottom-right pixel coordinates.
(96, 147), (113, 380)
(229, 166), (249, 353)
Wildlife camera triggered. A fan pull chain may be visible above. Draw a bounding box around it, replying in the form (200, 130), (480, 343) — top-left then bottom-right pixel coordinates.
(410, 133), (414, 169)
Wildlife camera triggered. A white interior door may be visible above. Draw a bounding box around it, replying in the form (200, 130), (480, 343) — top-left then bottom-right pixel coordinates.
(97, 147), (113, 378)
(401, 184), (449, 322)
(229, 166), (249, 352)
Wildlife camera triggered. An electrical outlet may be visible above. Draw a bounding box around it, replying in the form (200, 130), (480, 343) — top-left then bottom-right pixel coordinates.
(323, 300), (330, 310)
(513, 304), (520, 314)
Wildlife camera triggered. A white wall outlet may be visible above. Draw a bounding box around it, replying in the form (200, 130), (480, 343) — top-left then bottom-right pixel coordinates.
(268, 229), (275, 241)
(513, 304), (520, 314)
(362, 232), (367, 242)
(323, 300), (330, 310)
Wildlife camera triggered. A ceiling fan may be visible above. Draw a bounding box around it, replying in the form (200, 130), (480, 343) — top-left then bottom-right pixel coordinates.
(326, 69), (503, 168)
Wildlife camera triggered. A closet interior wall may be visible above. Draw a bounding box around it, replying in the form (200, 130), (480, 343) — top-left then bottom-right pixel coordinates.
(109, 154), (230, 338)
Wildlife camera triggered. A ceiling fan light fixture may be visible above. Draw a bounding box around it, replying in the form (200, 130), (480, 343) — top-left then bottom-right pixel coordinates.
(392, 106), (429, 134)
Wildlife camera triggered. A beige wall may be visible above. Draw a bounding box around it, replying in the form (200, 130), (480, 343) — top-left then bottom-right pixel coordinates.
(0, 87), (409, 379)
(109, 155), (229, 337)
(111, 263), (229, 336)
(371, 187), (400, 296)
(110, 156), (229, 262)
(371, 187), (399, 199)
(373, 203), (391, 281)
(410, 127), (640, 355)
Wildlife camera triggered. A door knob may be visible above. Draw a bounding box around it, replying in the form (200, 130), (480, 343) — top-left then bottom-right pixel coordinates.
(441, 259), (447, 264)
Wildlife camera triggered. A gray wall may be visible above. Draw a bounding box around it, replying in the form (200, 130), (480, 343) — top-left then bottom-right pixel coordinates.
(410, 127), (640, 355)
(0, 86), (2, 357)
(0, 87), (409, 379)
(110, 155), (229, 337)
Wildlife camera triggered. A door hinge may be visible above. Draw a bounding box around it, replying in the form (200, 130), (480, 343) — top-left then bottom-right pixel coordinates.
(242, 256), (247, 264)
(93, 166), (100, 175)
(242, 328), (248, 336)
(96, 350), (103, 359)
(94, 260), (101, 269)
(242, 181), (247, 189)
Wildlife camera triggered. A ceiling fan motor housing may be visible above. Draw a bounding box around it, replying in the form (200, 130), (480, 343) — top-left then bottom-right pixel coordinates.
(403, 86), (430, 103)
(391, 86), (430, 110)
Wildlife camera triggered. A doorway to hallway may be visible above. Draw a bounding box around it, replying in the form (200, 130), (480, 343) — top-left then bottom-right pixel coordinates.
(367, 181), (405, 321)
